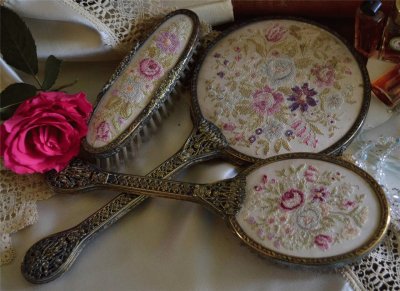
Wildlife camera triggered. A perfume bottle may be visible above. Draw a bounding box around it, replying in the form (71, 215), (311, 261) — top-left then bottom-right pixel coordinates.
(379, 0), (400, 62)
(355, 0), (386, 57)
(372, 64), (400, 107)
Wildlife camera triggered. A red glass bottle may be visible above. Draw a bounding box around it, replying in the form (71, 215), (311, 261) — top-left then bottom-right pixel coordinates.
(379, 0), (400, 62)
(355, 0), (386, 57)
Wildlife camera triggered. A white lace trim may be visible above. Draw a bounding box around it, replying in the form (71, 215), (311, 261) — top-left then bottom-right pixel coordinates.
(0, 162), (54, 265)
(59, 0), (211, 55)
(340, 224), (400, 290)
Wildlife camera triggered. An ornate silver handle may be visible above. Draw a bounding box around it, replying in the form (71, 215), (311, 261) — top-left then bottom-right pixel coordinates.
(21, 119), (232, 283)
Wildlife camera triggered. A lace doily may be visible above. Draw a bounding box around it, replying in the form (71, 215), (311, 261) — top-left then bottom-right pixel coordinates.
(340, 118), (400, 290)
(61, 0), (211, 54)
(0, 162), (54, 265)
(341, 224), (400, 291)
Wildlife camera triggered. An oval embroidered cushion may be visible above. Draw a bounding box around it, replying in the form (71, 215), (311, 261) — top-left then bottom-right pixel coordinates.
(86, 13), (196, 149)
(196, 19), (368, 159)
(232, 156), (389, 264)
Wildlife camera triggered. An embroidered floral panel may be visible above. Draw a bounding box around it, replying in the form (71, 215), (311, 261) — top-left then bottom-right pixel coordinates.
(86, 14), (193, 148)
(197, 20), (365, 158)
(236, 159), (381, 258)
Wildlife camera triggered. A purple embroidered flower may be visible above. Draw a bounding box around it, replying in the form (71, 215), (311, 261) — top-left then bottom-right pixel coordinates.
(285, 129), (293, 137)
(96, 121), (111, 141)
(311, 186), (330, 202)
(287, 83), (318, 112)
(314, 234), (333, 251)
(342, 200), (356, 209)
(265, 24), (287, 42)
(245, 216), (257, 225)
(139, 58), (163, 80)
(217, 71), (225, 78)
(311, 64), (336, 87)
(248, 135), (256, 143)
(280, 188), (304, 211)
(117, 116), (125, 126)
(213, 52), (221, 58)
(255, 128), (263, 135)
(223, 59), (229, 66)
(156, 31), (180, 54)
(252, 86), (284, 116)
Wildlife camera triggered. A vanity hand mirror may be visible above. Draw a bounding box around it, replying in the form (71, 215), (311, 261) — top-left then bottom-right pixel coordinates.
(46, 154), (390, 267)
(22, 17), (371, 283)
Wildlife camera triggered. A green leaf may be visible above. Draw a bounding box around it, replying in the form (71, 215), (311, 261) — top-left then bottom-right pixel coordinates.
(0, 101), (23, 121)
(0, 6), (38, 75)
(41, 55), (62, 90)
(0, 83), (37, 119)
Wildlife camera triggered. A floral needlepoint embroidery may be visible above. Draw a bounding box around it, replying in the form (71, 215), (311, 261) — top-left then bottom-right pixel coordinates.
(265, 23), (287, 42)
(86, 15), (192, 148)
(311, 186), (330, 202)
(96, 121), (111, 142)
(264, 57), (296, 87)
(314, 234), (333, 250)
(252, 86), (284, 116)
(198, 19), (364, 158)
(280, 189), (305, 210)
(239, 163), (369, 252)
(156, 31), (180, 54)
(139, 58), (163, 80)
(311, 64), (336, 87)
(263, 119), (284, 140)
(287, 83), (318, 112)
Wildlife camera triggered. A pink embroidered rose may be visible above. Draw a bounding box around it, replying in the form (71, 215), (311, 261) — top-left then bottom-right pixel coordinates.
(139, 58), (163, 80)
(0, 91), (92, 174)
(314, 234), (333, 250)
(304, 165), (319, 182)
(280, 188), (304, 211)
(156, 31), (180, 54)
(265, 24), (287, 42)
(96, 121), (111, 141)
(223, 122), (236, 131)
(311, 64), (336, 87)
(252, 86), (283, 116)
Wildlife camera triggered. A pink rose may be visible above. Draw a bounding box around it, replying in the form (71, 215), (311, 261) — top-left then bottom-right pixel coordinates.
(311, 64), (336, 87)
(280, 188), (304, 211)
(139, 58), (163, 80)
(0, 91), (92, 174)
(314, 234), (333, 250)
(96, 121), (111, 142)
(265, 24), (287, 42)
(223, 122), (236, 131)
(252, 86), (283, 116)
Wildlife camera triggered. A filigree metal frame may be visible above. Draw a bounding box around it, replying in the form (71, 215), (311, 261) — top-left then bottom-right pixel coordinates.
(46, 159), (245, 218)
(82, 9), (200, 158)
